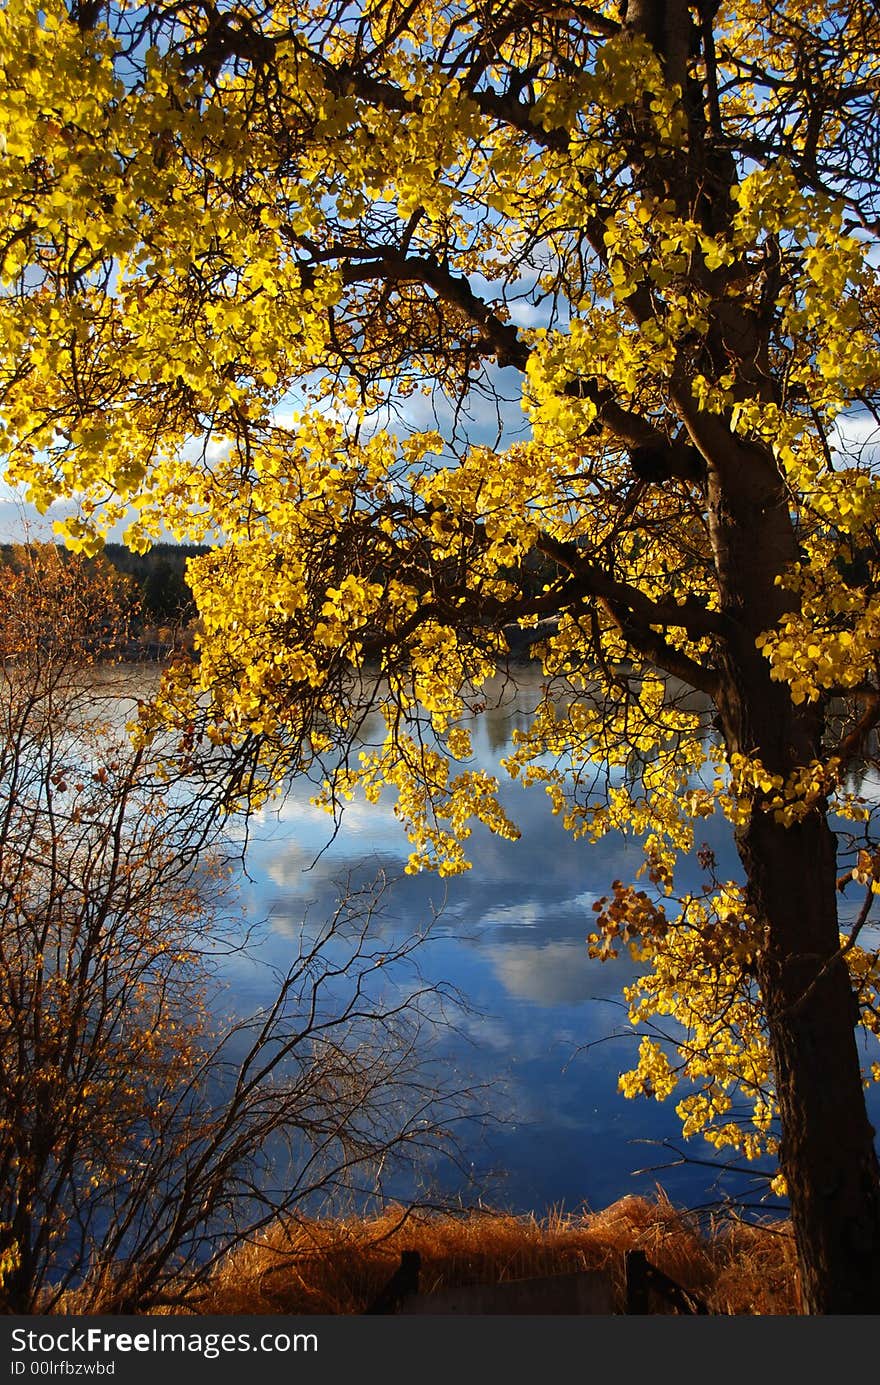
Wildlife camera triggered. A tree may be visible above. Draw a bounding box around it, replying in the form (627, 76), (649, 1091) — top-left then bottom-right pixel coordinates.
(0, 545), (474, 1312)
(1, 0), (880, 1310)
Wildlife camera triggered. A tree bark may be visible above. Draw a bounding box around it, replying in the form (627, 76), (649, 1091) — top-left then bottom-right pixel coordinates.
(740, 807), (880, 1312)
(709, 458), (880, 1312)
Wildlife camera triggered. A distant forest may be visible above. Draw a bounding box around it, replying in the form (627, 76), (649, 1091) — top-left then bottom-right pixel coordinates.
(1, 542), (209, 627)
(1, 541), (564, 648)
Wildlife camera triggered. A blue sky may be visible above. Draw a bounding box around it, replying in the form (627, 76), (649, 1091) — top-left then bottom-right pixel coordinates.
(3, 403), (877, 546)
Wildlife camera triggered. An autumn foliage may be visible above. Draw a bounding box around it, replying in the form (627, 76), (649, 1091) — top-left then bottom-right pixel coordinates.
(2, 1), (880, 1308)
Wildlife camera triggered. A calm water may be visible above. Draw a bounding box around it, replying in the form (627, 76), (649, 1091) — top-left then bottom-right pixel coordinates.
(212, 668), (880, 1221)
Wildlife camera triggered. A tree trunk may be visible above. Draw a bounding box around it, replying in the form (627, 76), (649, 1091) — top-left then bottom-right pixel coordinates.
(711, 478), (880, 1311)
(620, 0), (880, 1313)
(741, 806), (880, 1312)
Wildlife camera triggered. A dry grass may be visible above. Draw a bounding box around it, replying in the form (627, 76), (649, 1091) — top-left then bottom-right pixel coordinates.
(194, 1193), (801, 1316)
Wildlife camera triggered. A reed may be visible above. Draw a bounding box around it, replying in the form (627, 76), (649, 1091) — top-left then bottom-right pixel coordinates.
(195, 1193), (800, 1316)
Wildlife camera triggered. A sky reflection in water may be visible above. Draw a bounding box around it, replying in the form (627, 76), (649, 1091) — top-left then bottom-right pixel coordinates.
(219, 669), (880, 1220)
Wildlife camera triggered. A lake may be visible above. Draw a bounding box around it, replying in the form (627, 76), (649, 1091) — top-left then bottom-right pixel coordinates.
(207, 666), (880, 1223)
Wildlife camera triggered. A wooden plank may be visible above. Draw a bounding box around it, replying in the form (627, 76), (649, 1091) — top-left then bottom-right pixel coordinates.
(625, 1249), (650, 1315)
(399, 1269), (614, 1315)
(364, 1251), (421, 1314)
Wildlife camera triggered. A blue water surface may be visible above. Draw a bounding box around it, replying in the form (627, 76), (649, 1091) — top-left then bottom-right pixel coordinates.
(215, 669), (880, 1222)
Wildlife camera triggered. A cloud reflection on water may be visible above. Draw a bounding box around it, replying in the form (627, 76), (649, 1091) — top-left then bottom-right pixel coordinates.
(221, 668), (790, 1215)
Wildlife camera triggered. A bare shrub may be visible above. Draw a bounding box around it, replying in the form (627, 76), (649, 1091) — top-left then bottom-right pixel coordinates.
(0, 545), (478, 1312)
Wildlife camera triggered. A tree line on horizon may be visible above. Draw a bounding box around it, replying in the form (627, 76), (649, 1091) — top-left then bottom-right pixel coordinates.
(0, 541), (207, 630)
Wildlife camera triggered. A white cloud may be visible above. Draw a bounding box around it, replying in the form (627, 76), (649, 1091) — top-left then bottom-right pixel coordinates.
(485, 940), (601, 1006)
(0, 482), (79, 544)
(828, 410), (880, 466)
